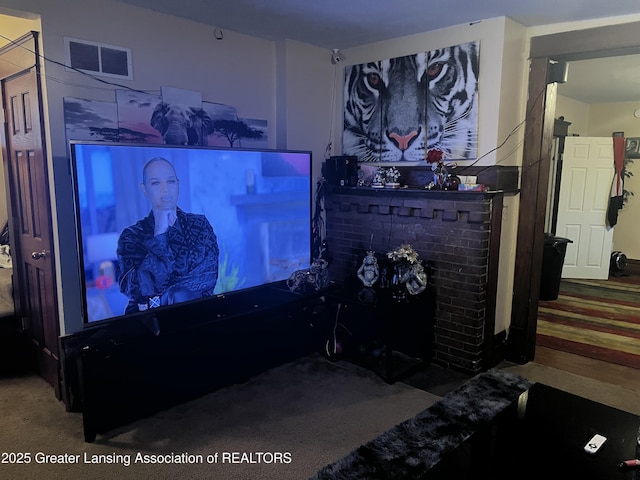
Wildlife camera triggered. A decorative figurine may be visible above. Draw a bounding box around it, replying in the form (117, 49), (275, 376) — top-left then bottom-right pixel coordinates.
(371, 168), (385, 188)
(403, 262), (428, 295)
(287, 256), (330, 292)
(386, 243), (428, 297)
(357, 250), (379, 287)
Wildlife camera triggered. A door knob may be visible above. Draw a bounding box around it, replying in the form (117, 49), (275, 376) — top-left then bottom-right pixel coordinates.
(31, 250), (47, 260)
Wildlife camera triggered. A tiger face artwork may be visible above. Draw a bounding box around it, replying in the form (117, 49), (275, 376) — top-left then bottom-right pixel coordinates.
(342, 41), (479, 163)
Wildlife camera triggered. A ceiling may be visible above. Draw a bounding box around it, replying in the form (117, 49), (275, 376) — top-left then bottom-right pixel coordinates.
(117, 0), (640, 104)
(557, 55), (640, 104)
(119, 0), (640, 50)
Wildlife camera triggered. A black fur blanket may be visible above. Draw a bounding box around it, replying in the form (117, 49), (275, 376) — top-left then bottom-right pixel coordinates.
(311, 368), (533, 480)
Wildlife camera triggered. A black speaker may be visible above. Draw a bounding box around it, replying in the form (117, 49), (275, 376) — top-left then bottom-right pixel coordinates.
(326, 156), (358, 186)
(548, 60), (568, 84)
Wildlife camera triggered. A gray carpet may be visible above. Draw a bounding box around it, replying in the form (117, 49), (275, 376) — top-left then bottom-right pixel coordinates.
(0, 354), (439, 480)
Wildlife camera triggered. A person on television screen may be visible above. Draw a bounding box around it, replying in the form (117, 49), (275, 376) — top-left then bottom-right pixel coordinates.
(116, 157), (219, 314)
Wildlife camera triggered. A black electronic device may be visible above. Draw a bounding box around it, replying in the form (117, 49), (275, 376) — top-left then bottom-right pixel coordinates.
(325, 155), (358, 187)
(548, 60), (569, 84)
(610, 251), (628, 277)
(69, 141), (313, 326)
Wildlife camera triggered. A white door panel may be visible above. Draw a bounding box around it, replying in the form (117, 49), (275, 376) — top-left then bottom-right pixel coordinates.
(556, 137), (614, 279)
(561, 224), (580, 268)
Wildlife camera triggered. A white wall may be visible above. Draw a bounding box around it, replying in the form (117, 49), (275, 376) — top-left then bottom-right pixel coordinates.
(494, 18), (527, 334)
(588, 101), (640, 137)
(555, 95), (590, 136)
(277, 39), (335, 188)
(0, 0), (333, 334)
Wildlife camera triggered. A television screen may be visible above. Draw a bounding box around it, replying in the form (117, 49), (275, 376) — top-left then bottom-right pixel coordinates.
(70, 141), (312, 325)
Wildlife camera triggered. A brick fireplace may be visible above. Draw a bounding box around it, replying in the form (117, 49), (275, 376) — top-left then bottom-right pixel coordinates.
(324, 187), (506, 374)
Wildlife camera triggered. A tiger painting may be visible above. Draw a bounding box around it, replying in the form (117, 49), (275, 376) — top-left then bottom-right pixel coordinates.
(342, 41), (479, 163)
(426, 41), (479, 161)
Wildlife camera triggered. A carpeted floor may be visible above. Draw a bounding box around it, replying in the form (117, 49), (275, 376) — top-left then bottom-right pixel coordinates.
(537, 274), (640, 368)
(399, 361), (473, 396)
(2, 352), (640, 479)
(0, 354), (440, 480)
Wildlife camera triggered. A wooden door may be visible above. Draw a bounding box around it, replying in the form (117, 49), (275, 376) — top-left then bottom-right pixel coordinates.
(2, 67), (60, 394)
(555, 137), (614, 279)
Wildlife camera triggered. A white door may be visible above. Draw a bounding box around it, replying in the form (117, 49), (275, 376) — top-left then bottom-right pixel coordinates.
(555, 137), (614, 279)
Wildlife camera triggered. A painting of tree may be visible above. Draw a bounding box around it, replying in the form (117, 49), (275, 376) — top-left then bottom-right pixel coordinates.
(213, 119), (264, 147)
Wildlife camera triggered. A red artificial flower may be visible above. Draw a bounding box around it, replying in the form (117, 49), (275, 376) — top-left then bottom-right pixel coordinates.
(426, 149), (445, 164)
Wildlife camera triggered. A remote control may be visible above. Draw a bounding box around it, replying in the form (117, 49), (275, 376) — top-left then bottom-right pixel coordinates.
(584, 434), (607, 454)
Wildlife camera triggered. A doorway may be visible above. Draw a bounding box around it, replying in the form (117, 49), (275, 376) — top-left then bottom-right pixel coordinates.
(507, 21), (640, 365)
(0, 31), (61, 396)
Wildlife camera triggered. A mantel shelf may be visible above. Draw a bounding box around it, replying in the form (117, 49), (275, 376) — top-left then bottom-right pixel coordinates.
(328, 186), (519, 197)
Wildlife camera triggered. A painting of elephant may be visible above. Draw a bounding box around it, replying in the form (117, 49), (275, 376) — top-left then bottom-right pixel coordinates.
(150, 102), (216, 146)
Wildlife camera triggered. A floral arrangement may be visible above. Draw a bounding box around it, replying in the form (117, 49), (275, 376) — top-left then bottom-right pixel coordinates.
(426, 149), (447, 172)
(426, 149), (457, 172)
(426, 148), (445, 164)
(384, 166), (401, 183)
(372, 166), (401, 185)
(387, 243), (420, 265)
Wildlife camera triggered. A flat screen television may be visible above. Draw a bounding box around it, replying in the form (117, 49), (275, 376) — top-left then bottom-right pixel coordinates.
(69, 141), (312, 326)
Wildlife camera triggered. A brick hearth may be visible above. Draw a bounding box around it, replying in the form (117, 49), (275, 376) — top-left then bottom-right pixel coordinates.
(324, 187), (504, 374)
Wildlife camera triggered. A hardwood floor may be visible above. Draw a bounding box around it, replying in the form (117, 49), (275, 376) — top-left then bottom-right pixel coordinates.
(533, 345), (640, 393)
(533, 268), (640, 392)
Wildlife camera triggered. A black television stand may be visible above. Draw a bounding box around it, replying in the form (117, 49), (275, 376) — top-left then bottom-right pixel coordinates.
(62, 283), (329, 442)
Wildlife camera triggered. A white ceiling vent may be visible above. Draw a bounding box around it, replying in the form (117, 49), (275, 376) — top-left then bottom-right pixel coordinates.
(64, 37), (132, 80)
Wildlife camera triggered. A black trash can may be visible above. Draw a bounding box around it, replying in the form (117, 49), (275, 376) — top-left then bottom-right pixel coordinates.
(539, 234), (573, 301)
